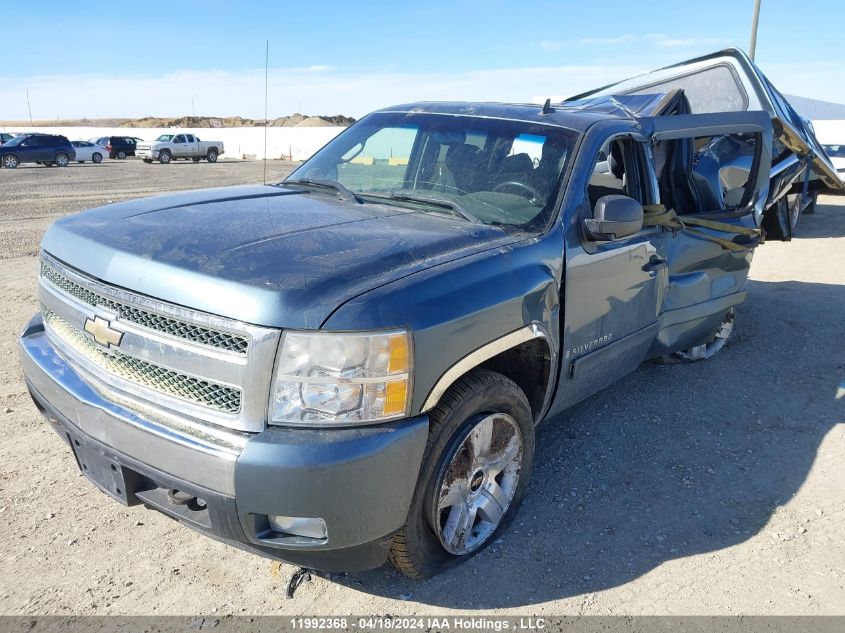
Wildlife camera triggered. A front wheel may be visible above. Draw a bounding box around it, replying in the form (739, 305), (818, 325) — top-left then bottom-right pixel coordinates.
(55, 152), (69, 167)
(117, 150), (127, 160)
(1, 154), (18, 168)
(389, 369), (534, 579)
(92, 153), (103, 163)
(158, 150), (171, 164)
(206, 149), (218, 163)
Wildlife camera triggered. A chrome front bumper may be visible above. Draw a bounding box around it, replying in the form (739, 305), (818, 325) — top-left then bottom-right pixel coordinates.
(19, 313), (243, 495)
(19, 312), (430, 571)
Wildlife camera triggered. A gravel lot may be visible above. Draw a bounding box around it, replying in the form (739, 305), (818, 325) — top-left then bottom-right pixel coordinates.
(0, 160), (843, 615)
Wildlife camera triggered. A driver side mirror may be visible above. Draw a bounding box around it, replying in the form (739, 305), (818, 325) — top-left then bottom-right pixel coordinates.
(583, 195), (643, 241)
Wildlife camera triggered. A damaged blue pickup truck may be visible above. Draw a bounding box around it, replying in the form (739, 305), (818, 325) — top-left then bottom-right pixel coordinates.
(19, 49), (843, 578)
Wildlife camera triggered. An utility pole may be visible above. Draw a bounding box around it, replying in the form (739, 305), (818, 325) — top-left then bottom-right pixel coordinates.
(26, 88), (33, 126)
(749, 0), (762, 61)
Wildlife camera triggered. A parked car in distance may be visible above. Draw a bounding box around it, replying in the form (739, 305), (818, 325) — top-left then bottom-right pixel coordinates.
(90, 136), (137, 160)
(70, 141), (107, 164)
(0, 133), (75, 168)
(136, 133), (224, 164)
(1, 132), (16, 145)
(823, 144), (845, 176)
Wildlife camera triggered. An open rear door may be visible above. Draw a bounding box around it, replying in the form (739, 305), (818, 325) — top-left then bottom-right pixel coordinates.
(565, 48), (844, 202)
(634, 111), (773, 357)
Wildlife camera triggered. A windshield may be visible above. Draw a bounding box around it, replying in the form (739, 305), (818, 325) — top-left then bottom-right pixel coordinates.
(155, 134), (173, 142)
(287, 111), (577, 229)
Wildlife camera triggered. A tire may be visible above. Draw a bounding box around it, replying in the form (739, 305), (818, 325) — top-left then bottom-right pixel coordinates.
(389, 369), (534, 579)
(92, 153), (102, 164)
(803, 191), (817, 215)
(158, 150), (171, 164)
(206, 149), (218, 163)
(117, 150), (127, 160)
(55, 153), (69, 167)
(1, 154), (18, 168)
(658, 309), (735, 364)
(143, 158), (153, 164)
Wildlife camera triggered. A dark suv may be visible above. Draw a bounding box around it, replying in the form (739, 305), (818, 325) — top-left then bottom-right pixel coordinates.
(0, 133), (76, 168)
(91, 136), (137, 160)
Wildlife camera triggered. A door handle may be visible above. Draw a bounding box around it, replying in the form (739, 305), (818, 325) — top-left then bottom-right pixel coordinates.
(642, 256), (668, 273)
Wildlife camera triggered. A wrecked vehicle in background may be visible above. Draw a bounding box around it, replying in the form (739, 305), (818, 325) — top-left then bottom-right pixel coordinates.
(18, 49), (843, 579)
(566, 48), (844, 238)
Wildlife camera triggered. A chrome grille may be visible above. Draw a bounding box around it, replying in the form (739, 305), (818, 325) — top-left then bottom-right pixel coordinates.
(43, 308), (242, 414)
(40, 261), (249, 354)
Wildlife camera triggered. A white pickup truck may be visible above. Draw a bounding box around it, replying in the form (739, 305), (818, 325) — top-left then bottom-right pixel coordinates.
(137, 133), (224, 164)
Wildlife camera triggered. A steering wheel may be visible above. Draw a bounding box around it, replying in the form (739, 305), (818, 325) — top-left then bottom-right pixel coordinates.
(493, 181), (540, 203)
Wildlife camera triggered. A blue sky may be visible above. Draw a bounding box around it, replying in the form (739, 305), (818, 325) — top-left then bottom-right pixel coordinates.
(1, 0), (842, 120)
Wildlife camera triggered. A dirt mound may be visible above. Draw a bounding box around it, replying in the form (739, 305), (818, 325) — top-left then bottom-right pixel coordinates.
(0, 114), (354, 128)
(294, 116), (336, 127)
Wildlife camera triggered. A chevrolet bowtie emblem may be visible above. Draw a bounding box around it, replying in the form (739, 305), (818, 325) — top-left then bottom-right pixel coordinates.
(83, 316), (124, 349)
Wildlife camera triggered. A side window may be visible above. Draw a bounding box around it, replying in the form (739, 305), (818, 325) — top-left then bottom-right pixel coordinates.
(587, 136), (645, 211)
(656, 133), (756, 214)
(185, 134), (195, 143)
(173, 135), (185, 143)
(336, 125), (419, 192)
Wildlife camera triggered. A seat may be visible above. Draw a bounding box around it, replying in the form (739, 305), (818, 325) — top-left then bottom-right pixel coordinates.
(445, 143), (482, 192)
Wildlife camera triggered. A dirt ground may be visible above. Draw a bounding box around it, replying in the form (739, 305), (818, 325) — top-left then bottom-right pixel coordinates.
(0, 160), (843, 615)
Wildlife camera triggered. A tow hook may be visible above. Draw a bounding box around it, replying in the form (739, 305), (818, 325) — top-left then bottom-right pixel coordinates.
(166, 489), (206, 508)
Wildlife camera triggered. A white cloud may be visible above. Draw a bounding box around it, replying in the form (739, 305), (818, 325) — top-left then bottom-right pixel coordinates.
(579, 34), (637, 45)
(3, 54), (841, 124)
(0, 64), (648, 121)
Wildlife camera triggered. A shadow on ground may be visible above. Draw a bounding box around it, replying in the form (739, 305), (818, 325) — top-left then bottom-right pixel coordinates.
(792, 197), (845, 239)
(330, 206), (845, 608)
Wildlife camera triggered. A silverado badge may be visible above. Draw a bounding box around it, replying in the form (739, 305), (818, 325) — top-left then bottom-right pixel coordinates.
(83, 316), (124, 349)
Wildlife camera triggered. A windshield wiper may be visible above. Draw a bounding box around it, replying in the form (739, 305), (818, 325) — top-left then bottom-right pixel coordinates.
(283, 178), (361, 204)
(389, 192), (480, 223)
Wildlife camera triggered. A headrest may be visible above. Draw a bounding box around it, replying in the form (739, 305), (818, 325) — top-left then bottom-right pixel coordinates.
(608, 141), (625, 179)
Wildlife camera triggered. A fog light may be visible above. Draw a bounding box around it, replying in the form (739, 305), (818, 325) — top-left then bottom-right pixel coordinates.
(268, 515), (327, 540)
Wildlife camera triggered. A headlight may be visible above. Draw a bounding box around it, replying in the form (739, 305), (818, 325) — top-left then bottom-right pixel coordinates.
(269, 329), (412, 426)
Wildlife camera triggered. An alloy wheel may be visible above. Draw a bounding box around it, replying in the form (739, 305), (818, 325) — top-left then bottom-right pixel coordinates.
(431, 412), (523, 555)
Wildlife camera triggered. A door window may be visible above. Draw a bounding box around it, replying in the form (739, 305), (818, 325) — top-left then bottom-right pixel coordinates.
(173, 135), (186, 143)
(586, 136), (646, 211)
(656, 133), (756, 214)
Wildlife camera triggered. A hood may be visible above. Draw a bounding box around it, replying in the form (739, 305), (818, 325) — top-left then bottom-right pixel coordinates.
(42, 185), (517, 328)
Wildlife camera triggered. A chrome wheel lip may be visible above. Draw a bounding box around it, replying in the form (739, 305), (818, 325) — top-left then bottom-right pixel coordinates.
(432, 412), (523, 556)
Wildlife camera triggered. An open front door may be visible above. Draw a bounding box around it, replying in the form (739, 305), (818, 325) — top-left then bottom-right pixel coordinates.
(638, 110), (773, 357)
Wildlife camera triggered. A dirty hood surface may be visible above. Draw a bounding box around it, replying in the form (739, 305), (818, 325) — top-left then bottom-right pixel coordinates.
(43, 185), (517, 328)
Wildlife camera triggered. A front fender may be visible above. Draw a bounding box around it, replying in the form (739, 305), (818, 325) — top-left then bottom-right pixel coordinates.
(322, 225), (565, 416)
